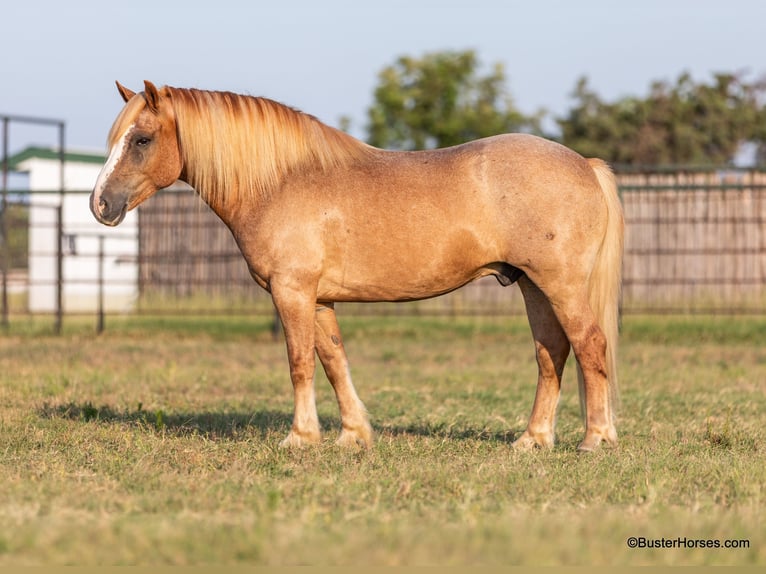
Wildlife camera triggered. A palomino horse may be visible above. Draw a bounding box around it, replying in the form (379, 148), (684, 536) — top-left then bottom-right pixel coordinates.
(91, 81), (624, 452)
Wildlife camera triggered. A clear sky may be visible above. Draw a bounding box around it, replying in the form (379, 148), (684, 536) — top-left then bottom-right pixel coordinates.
(2, 0), (765, 153)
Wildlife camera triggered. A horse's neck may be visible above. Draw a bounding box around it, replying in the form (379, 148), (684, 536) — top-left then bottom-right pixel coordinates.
(182, 173), (260, 229)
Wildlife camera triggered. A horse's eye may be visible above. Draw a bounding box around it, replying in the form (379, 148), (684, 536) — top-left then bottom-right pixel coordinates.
(135, 137), (151, 147)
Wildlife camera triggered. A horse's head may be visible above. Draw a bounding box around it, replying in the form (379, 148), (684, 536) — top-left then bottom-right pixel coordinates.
(90, 81), (182, 226)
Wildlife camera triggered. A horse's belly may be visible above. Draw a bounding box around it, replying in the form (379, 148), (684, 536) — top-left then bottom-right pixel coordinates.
(316, 237), (500, 303)
(317, 270), (488, 302)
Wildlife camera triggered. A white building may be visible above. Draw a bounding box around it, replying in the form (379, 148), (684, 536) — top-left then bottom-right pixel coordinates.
(8, 146), (139, 312)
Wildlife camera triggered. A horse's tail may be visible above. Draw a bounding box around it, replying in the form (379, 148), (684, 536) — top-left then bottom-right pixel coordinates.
(577, 158), (624, 423)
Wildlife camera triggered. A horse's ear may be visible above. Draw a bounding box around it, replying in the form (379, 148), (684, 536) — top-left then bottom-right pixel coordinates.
(143, 80), (161, 113)
(116, 81), (136, 102)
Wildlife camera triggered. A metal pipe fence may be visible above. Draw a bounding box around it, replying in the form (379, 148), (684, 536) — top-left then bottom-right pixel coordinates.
(1, 114), (66, 330)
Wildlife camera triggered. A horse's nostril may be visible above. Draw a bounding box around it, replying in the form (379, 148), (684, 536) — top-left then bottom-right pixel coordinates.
(99, 198), (108, 211)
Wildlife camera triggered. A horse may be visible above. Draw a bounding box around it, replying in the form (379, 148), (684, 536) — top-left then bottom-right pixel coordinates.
(90, 80), (624, 452)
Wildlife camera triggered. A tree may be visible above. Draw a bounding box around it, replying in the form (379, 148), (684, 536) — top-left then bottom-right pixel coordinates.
(558, 72), (766, 166)
(365, 50), (543, 150)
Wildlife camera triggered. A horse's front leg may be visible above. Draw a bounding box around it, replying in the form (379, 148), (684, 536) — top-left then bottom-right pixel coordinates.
(314, 303), (373, 448)
(271, 279), (322, 447)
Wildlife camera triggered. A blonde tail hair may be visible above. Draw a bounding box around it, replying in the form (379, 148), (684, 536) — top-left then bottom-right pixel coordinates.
(577, 159), (624, 423)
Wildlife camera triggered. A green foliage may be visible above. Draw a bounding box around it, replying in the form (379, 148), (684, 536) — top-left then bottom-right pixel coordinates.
(362, 49), (766, 166)
(558, 72), (766, 165)
(366, 50), (543, 150)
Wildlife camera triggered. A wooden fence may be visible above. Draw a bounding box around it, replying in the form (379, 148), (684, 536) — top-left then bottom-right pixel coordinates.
(137, 169), (766, 315)
(619, 169), (766, 313)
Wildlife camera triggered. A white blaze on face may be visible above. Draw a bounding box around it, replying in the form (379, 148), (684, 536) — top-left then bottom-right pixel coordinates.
(92, 124), (133, 211)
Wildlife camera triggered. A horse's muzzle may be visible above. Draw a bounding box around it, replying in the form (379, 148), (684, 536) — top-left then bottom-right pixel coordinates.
(90, 191), (129, 227)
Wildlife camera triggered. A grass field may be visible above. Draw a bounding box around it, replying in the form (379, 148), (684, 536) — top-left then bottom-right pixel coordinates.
(0, 314), (764, 565)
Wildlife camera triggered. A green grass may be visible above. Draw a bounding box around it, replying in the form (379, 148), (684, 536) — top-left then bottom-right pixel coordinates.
(0, 315), (764, 565)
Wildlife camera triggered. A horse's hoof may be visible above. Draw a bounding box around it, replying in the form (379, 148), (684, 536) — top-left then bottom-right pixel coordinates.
(512, 430), (554, 450)
(577, 427), (618, 452)
(336, 426), (374, 449)
(279, 430), (320, 449)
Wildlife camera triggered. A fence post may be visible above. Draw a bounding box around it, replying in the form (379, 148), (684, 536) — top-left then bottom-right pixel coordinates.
(1, 117), (8, 330)
(97, 235), (105, 334)
(0, 204), (6, 330)
(55, 203), (63, 335)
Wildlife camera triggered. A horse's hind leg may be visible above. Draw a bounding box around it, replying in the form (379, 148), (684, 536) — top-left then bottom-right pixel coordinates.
(314, 303), (373, 448)
(542, 283), (617, 452)
(513, 276), (571, 449)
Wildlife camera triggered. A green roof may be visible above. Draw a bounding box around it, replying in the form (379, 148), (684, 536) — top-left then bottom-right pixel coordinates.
(5, 146), (105, 171)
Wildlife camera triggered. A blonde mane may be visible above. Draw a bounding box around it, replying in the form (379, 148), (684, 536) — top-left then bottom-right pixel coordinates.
(165, 87), (373, 205)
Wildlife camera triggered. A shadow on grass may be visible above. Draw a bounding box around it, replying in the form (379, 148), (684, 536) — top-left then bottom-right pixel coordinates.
(378, 422), (520, 444)
(36, 400), (526, 444)
(37, 400), (295, 440)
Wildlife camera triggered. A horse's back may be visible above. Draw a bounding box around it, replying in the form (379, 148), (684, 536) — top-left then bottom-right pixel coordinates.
(414, 134), (609, 239)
